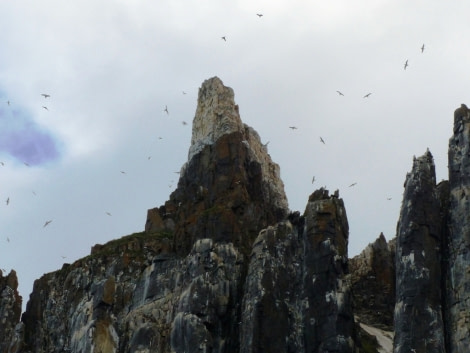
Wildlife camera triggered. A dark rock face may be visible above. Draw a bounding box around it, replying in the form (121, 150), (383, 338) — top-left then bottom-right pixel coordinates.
(241, 189), (355, 353)
(393, 150), (446, 353)
(0, 270), (22, 353)
(350, 233), (395, 331)
(447, 103), (470, 352)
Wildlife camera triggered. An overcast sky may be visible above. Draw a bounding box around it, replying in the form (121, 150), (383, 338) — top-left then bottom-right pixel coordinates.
(1, 0), (469, 305)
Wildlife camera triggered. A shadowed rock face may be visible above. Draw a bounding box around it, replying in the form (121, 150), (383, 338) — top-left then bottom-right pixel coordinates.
(350, 233), (395, 331)
(447, 104), (470, 353)
(0, 270), (22, 352)
(393, 150), (446, 353)
(241, 189), (356, 353)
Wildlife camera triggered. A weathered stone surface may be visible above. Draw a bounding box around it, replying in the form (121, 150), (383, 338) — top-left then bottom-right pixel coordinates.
(393, 150), (445, 353)
(350, 233), (395, 331)
(145, 77), (289, 256)
(241, 189), (356, 353)
(0, 270), (22, 353)
(447, 103), (470, 353)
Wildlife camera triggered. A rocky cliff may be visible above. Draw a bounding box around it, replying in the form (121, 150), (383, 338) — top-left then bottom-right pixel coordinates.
(1, 77), (363, 352)
(3, 78), (470, 353)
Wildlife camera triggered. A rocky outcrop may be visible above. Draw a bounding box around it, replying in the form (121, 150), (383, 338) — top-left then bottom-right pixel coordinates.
(241, 188), (356, 353)
(4, 77), (360, 353)
(146, 76), (288, 255)
(393, 150), (446, 353)
(7, 81), (470, 353)
(447, 103), (470, 352)
(350, 233), (395, 331)
(0, 270), (22, 353)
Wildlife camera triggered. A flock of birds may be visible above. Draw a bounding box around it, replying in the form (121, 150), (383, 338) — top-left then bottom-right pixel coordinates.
(1, 11), (428, 271)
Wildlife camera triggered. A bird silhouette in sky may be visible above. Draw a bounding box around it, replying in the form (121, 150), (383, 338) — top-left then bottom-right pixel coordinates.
(23, 162), (30, 167)
(312, 176), (315, 184)
(256, 14), (263, 17)
(320, 137), (325, 144)
(221, 36), (226, 41)
(7, 100), (10, 105)
(106, 212), (112, 216)
(349, 182), (357, 187)
(404, 59), (409, 70)
(164, 105), (169, 115)
(336, 91), (344, 96)
(363, 93), (372, 98)
(0, 162), (4, 166)
(41, 93), (50, 98)
(289, 126), (297, 130)
(421, 44), (425, 53)
(42, 106), (48, 111)
(43, 220), (52, 227)
(120, 171), (126, 174)
(6, 197), (9, 205)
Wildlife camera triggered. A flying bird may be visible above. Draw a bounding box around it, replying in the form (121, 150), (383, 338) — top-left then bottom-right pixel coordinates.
(320, 137), (325, 144)
(256, 13), (263, 17)
(23, 162), (30, 167)
(387, 197), (392, 200)
(221, 36), (226, 41)
(182, 121), (188, 125)
(164, 105), (169, 115)
(336, 91), (344, 96)
(312, 176), (315, 184)
(106, 212), (112, 216)
(182, 91), (187, 95)
(6, 197), (9, 205)
(6, 237), (9, 243)
(43, 220), (52, 227)
(421, 44), (425, 53)
(42, 106), (48, 110)
(41, 94), (50, 98)
(120, 171), (126, 174)
(404, 59), (409, 70)
(0, 162), (4, 166)
(349, 182), (357, 187)
(7, 100), (10, 105)
(363, 93), (372, 98)
(289, 126), (298, 130)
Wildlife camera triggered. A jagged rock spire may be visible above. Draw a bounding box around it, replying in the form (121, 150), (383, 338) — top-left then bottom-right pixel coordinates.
(146, 77), (288, 254)
(393, 150), (445, 353)
(447, 102), (470, 353)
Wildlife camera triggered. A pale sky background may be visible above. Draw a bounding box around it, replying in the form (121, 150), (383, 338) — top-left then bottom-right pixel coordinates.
(1, 0), (469, 307)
